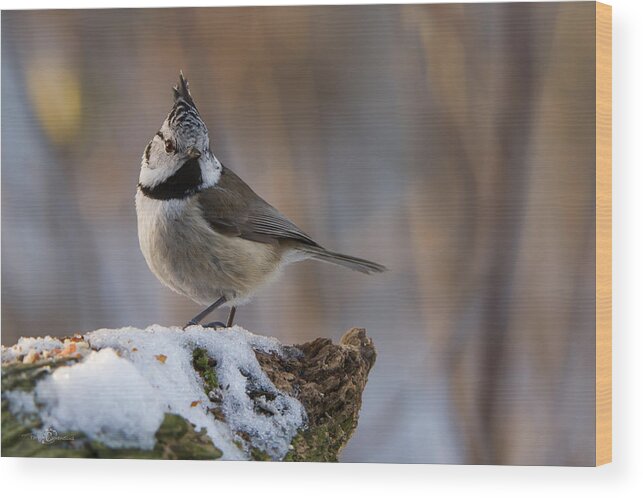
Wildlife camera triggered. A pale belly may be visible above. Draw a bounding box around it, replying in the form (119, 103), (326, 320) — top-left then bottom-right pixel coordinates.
(135, 191), (282, 305)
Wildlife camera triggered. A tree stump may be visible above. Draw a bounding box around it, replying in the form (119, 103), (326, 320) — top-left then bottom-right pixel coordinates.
(1, 326), (375, 461)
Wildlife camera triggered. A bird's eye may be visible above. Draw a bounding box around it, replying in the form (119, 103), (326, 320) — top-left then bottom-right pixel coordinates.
(164, 139), (175, 153)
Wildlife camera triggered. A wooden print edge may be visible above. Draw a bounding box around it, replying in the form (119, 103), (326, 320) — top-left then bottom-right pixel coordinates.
(595, 1), (612, 467)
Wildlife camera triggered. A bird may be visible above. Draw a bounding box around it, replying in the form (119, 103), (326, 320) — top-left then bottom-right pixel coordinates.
(135, 73), (386, 329)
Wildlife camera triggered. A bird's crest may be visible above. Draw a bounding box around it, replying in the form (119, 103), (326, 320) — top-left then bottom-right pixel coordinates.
(173, 71), (197, 110)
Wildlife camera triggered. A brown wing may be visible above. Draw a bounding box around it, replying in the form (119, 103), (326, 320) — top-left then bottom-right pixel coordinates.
(197, 165), (319, 247)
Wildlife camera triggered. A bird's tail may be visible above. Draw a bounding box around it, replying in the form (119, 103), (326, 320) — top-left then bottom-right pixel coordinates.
(299, 246), (387, 274)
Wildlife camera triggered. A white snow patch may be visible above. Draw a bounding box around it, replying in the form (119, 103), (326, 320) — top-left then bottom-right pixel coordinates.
(35, 349), (166, 450)
(84, 325), (306, 459)
(4, 325), (306, 459)
(2, 336), (64, 362)
(4, 390), (38, 415)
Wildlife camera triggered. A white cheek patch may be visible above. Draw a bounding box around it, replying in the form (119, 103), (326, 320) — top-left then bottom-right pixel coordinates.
(139, 155), (184, 188)
(201, 154), (222, 188)
(139, 151), (221, 191)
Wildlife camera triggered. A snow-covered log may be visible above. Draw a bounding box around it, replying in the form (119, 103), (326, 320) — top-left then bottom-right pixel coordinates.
(1, 326), (375, 461)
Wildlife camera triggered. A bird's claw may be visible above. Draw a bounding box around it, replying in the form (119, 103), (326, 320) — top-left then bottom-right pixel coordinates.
(204, 321), (226, 329)
(183, 320), (226, 330)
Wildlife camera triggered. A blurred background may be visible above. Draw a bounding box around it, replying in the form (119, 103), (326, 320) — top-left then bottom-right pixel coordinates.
(1, 3), (596, 465)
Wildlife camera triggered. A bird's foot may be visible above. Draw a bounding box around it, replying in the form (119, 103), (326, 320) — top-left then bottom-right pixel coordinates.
(204, 321), (226, 330)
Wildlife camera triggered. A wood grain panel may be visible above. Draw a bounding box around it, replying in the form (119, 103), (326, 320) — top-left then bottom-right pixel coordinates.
(595, 1), (612, 467)
(0, 3), (604, 465)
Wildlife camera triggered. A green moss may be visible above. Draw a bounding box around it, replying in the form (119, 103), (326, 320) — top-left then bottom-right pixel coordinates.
(150, 413), (223, 460)
(192, 347), (219, 393)
(283, 417), (356, 463)
(2, 399), (93, 458)
(250, 447), (271, 461)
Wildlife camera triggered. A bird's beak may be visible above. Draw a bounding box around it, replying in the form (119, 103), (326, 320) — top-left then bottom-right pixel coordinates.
(187, 146), (202, 159)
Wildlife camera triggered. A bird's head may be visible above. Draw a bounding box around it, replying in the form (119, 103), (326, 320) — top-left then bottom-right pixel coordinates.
(139, 72), (219, 190)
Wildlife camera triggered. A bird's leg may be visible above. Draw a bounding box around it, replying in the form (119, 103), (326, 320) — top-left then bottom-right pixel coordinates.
(184, 296), (226, 328)
(203, 306), (237, 330)
(226, 306), (237, 328)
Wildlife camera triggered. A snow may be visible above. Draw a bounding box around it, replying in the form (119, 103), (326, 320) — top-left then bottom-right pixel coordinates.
(1, 335), (65, 362)
(4, 390), (38, 415)
(35, 349), (166, 450)
(3, 325), (306, 460)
